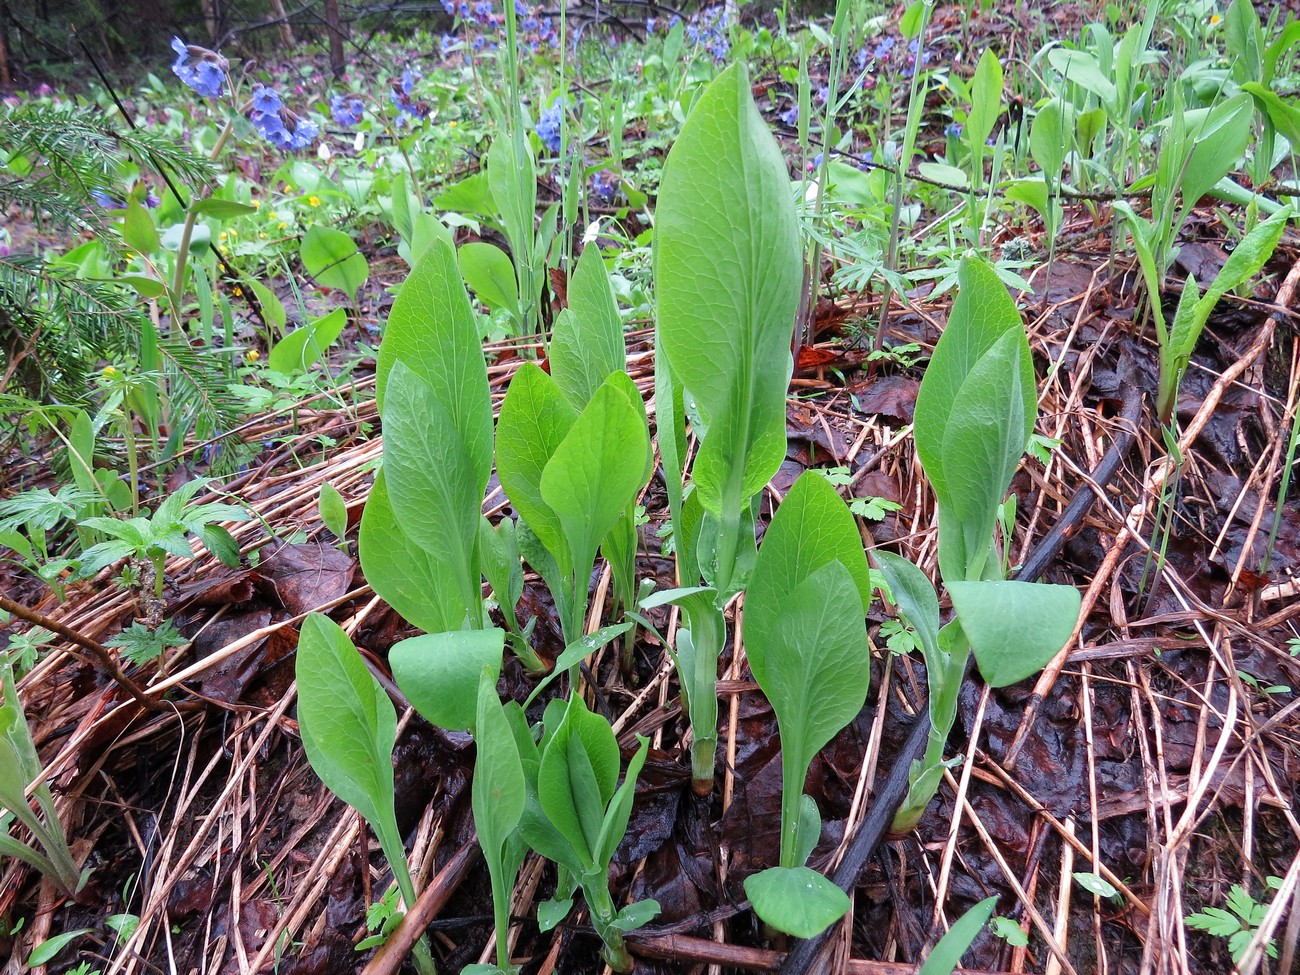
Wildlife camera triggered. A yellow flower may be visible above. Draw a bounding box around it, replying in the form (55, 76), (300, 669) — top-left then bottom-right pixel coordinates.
(278, 221), (288, 231)
(1209, 13), (1222, 24)
(232, 285), (244, 297)
(218, 231), (228, 241)
(245, 349), (260, 362)
(102, 365), (118, 378)
(269, 211), (280, 220)
(258, 232), (268, 239)
(308, 195), (321, 207)
(252, 200), (261, 209)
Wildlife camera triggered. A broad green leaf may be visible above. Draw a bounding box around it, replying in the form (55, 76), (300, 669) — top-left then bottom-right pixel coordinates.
(1178, 94), (1253, 214)
(1047, 48), (1117, 110)
(918, 895), (997, 975)
(744, 866), (851, 939)
(122, 200), (159, 255)
(745, 470), (873, 630)
(496, 362), (579, 570)
(536, 695), (620, 869)
(296, 614), (398, 839)
(435, 171), (497, 219)
(380, 360), (484, 622)
(1263, 20), (1300, 84)
(747, 562), (869, 863)
(540, 373), (651, 596)
(940, 328), (1032, 581)
(359, 470), (464, 633)
(119, 275), (165, 298)
(299, 225), (368, 300)
(458, 241), (520, 318)
(609, 898), (661, 933)
(947, 579), (1080, 686)
(189, 198), (258, 219)
(550, 244), (625, 409)
(390, 629), (505, 731)
(375, 238), (492, 485)
(268, 307), (347, 374)
(1225, 0), (1263, 85)
(967, 49), (1004, 151)
(655, 62), (801, 517)
(1240, 83), (1300, 155)
(913, 256), (1035, 509)
(249, 280), (287, 337)
(1030, 99), (1068, 177)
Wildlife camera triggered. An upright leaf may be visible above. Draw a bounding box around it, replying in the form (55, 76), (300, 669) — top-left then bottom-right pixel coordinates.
(948, 580), (1080, 686)
(390, 629), (505, 731)
(299, 226), (368, 300)
(550, 244), (625, 409)
(655, 61), (801, 517)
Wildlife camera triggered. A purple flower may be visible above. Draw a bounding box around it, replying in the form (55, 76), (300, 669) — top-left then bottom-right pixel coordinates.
(537, 102), (562, 153)
(945, 122), (963, 138)
(779, 105), (798, 127)
(808, 152), (824, 172)
(145, 193), (161, 207)
(92, 189), (123, 209)
(439, 33), (459, 56)
(331, 94), (365, 127)
(590, 169), (620, 204)
(815, 86), (829, 105)
(441, 0), (455, 12)
(401, 67), (420, 95)
(514, 0), (528, 13)
(170, 37), (227, 98)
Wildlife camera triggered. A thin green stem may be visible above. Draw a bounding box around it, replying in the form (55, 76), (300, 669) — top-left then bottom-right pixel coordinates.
(170, 119), (237, 303)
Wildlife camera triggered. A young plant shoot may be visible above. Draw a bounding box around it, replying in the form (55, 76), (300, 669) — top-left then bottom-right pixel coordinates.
(878, 256), (1081, 834)
(741, 471), (873, 937)
(653, 60), (802, 793)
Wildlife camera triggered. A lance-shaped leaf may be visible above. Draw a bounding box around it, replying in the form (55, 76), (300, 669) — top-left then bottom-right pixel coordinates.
(655, 61), (801, 517)
(534, 695), (621, 871)
(296, 614), (401, 851)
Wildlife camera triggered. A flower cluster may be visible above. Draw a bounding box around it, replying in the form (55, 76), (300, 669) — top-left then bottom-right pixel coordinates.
(390, 67), (428, 121)
(170, 37), (227, 98)
(248, 85), (319, 151)
(684, 6), (729, 63)
(536, 102), (562, 153)
(330, 94), (365, 127)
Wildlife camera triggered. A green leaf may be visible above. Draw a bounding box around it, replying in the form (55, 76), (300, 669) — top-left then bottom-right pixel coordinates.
(1073, 871), (1119, 899)
(190, 198), (258, 219)
(267, 307), (347, 375)
(947, 580), (1080, 686)
(249, 280), (287, 337)
(380, 360), (485, 624)
(390, 629), (505, 731)
(744, 866), (851, 938)
(458, 241), (521, 319)
(872, 551), (943, 673)
(1030, 99), (1068, 177)
(535, 695), (620, 869)
(550, 244), (625, 410)
(359, 470), (464, 633)
(299, 225), (368, 300)
(472, 667), (525, 867)
(918, 895), (997, 975)
(27, 928), (95, 967)
(609, 898), (661, 933)
(496, 362), (579, 572)
(122, 200), (159, 255)
(1178, 94), (1253, 214)
(540, 372), (652, 604)
(967, 49), (1004, 151)
(1047, 48), (1117, 110)
(320, 482), (348, 540)
(296, 614), (399, 850)
(655, 62), (801, 520)
(593, 733), (650, 869)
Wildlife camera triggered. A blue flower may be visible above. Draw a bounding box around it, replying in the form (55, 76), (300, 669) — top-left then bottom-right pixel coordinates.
(169, 37), (227, 98)
(91, 189), (123, 209)
(590, 169), (619, 204)
(780, 105), (798, 126)
(330, 94), (365, 127)
(514, 0), (528, 13)
(249, 87), (318, 151)
(251, 86), (281, 116)
(537, 102), (562, 153)
(401, 67), (420, 94)
(945, 122), (963, 138)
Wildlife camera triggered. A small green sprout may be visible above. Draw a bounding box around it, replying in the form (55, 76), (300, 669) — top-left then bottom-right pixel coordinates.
(1186, 878), (1282, 962)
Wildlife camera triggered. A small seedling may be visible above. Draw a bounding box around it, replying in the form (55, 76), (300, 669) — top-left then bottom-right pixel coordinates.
(1186, 878), (1282, 962)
